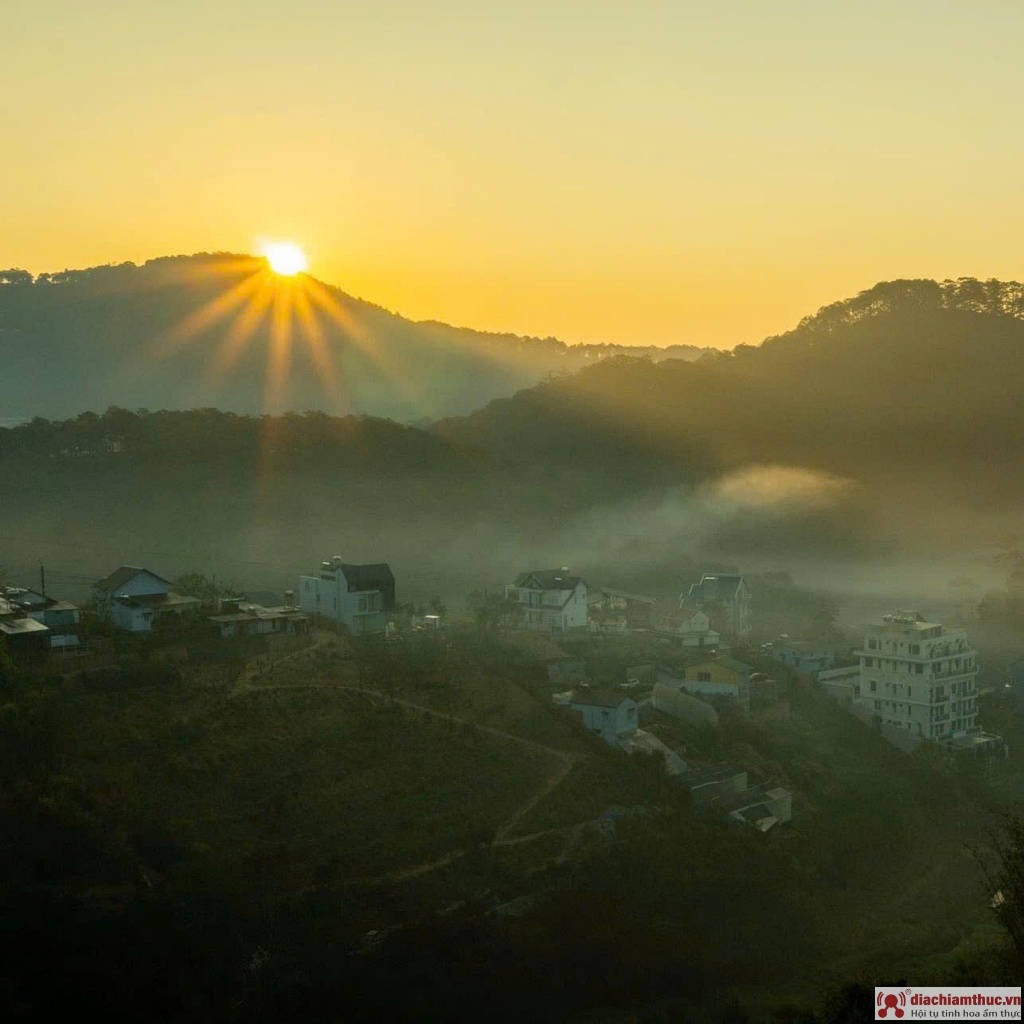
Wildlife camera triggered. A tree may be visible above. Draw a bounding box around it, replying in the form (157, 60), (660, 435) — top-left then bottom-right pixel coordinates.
(0, 635), (16, 690)
(173, 571), (238, 606)
(979, 811), (1024, 974)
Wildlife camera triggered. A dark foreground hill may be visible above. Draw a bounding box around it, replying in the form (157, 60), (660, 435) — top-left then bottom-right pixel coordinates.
(0, 255), (705, 422)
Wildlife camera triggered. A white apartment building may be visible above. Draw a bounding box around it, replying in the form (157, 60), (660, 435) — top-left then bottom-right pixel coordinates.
(854, 611), (978, 742)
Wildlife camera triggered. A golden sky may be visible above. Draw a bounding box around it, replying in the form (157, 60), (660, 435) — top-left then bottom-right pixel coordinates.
(3, 1), (1023, 349)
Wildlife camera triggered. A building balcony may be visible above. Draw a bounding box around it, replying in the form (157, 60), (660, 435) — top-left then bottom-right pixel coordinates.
(929, 666), (977, 679)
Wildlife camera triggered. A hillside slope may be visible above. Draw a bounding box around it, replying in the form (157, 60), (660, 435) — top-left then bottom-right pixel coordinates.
(0, 255), (704, 422)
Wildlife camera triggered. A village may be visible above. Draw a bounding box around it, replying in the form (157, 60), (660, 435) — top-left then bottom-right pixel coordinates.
(3, 553), (1018, 844)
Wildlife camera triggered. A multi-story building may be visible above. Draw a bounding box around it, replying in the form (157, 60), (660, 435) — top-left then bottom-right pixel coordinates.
(505, 569), (587, 632)
(298, 557), (395, 635)
(854, 611), (979, 742)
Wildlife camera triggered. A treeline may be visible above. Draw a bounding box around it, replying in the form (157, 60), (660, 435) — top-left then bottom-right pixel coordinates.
(0, 254), (708, 423)
(0, 407), (482, 475)
(437, 278), (1024, 496)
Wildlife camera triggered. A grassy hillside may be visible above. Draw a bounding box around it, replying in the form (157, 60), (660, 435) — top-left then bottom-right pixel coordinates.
(1, 627), (1020, 1021)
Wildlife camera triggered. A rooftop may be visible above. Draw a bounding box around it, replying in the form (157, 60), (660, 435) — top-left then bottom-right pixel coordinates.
(95, 565), (171, 593)
(0, 617), (49, 636)
(515, 569), (585, 591)
(569, 690), (636, 710)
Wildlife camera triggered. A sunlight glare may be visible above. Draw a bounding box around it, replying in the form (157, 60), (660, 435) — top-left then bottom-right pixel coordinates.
(264, 242), (308, 276)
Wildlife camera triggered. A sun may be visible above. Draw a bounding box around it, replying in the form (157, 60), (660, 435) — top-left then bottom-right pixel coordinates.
(263, 241), (308, 276)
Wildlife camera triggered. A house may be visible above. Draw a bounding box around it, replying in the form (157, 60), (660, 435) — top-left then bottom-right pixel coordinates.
(675, 763), (792, 830)
(853, 610), (1004, 757)
(588, 587), (656, 631)
(298, 557), (395, 635)
(652, 603), (722, 648)
(675, 763), (747, 806)
(2, 587), (81, 649)
(656, 656), (754, 713)
(208, 598), (309, 639)
(721, 785), (793, 831)
(569, 690), (638, 744)
(651, 682), (720, 727)
(769, 637), (841, 679)
(0, 594), (50, 656)
(818, 664), (862, 705)
(681, 573), (752, 638)
(505, 569), (587, 632)
(618, 728), (688, 775)
(93, 566), (201, 632)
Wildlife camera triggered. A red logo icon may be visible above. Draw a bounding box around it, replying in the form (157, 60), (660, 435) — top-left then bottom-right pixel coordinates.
(877, 990), (906, 1018)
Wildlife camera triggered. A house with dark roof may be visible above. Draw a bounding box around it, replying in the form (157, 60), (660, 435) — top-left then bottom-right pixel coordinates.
(569, 690), (638, 744)
(506, 569), (587, 632)
(298, 556), (395, 635)
(681, 573), (752, 637)
(93, 566), (201, 632)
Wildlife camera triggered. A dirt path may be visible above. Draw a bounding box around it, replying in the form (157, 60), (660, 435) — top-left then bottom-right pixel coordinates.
(494, 755), (578, 841)
(228, 674), (586, 884)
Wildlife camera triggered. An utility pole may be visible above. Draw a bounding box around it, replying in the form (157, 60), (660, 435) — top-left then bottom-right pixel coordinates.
(40, 563), (46, 596)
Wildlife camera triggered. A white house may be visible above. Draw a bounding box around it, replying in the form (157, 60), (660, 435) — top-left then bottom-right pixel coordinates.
(569, 690), (638, 744)
(653, 605), (722, 648)
(681, 574), (752, 638)
(505, 569), (587, 632)
(93, 566), (201, 632)
(298, 557), (395, 635)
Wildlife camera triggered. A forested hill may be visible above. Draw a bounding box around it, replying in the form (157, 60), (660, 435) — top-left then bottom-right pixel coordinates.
(0, 255), (705, 422)
(434, 277), (1024, 495)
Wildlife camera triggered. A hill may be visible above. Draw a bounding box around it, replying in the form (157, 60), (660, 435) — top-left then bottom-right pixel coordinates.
(0, 627), (1016, 1021)
(3, 275), (1024, 603)
(432, 276), (1024, 556)
(0, 255), (706, 423)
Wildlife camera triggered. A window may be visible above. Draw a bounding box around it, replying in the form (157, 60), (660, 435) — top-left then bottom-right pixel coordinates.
(909, 644), (920, 655)
(696, 671), (712, 682)
(874, 701), (881, 711)
(869, 680), (876, 692)
(868, 639), (877, 650)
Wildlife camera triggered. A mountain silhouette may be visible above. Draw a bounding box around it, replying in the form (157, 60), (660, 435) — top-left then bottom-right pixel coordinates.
(0, 254), (706, 422)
